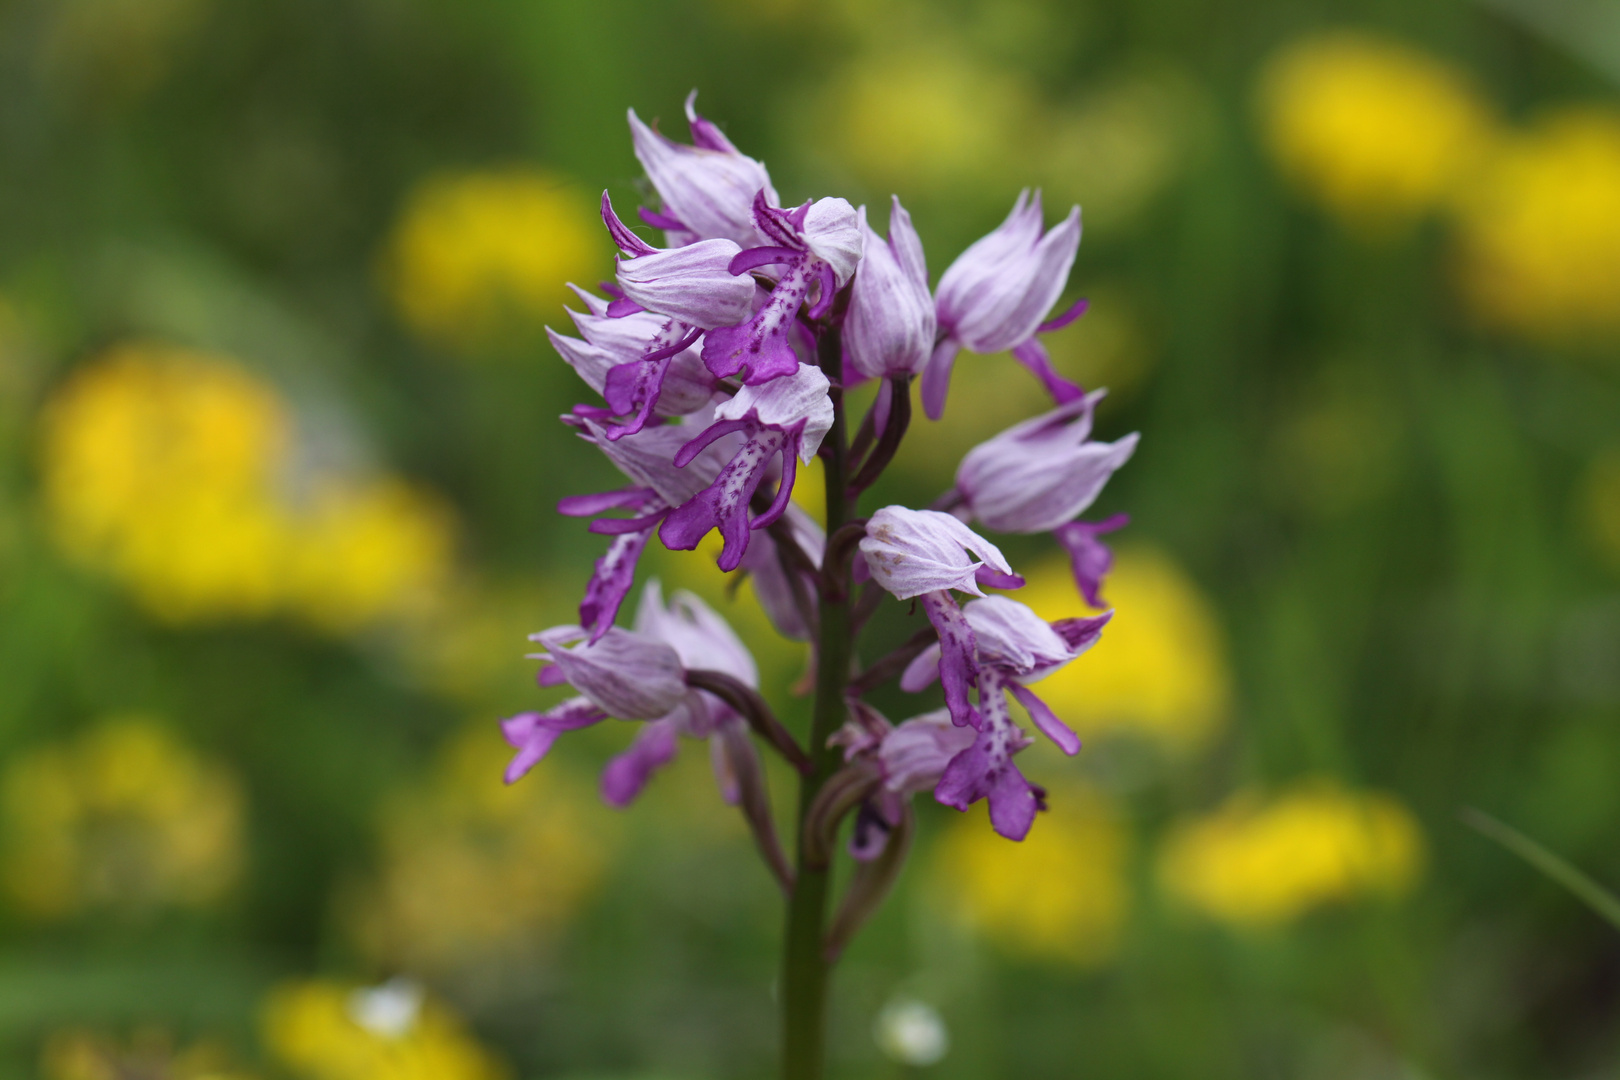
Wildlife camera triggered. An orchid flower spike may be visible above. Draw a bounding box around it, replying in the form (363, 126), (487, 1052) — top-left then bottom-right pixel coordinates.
(924, 190), (1085, 419)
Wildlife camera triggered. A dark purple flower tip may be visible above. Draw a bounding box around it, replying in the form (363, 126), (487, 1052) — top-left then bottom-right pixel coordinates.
(700, 297), (804, 384)
(1011, 337), (1085, 406)
(639, 206), (687, 232)
(920, 339), (960, 421)
(848, 801), (894, 861)
(921, 591), (979, 728)
(1006, 683), (1080, 756)
(975, 566), (1026, 591)
(1038, 296), (1089, 334)
(588, 510), (668, 536)
(933, 734), (1041, 840)
(729, 245), (799, 276)
(1050, 610), (1112, 651)
(660, 483), (757, 573)
(580, 528), (655, 641)
(1053, 513), (1129, 607)
(673, 416), (751, 469)
(501, 698), (609, 784)
(601, 191), (657, 257)
(558, 487), (654, 518)
(600, 718), (680, 807)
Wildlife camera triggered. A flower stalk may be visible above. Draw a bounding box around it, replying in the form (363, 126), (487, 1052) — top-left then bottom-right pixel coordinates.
(780, 324), (853, 1080)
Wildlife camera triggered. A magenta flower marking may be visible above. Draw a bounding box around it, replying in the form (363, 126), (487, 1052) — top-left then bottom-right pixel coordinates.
(660, 364), (833, 571)
(701, 193), (862, 385)
(574, 194), (755, 439)
(934, 668), (1044, 840)
(501, 698), (609, 784)
(560, 410), (740, 639)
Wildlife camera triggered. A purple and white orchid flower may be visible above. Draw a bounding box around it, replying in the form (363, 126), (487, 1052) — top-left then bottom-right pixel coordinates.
(582, 194), (755, 439)
(845, 197), (934, 382)
(559, 407), (741, 640)
(923, 189), (1086, 419)
(831, 706), (976, 858)
(903, 595), (1110, 840)
(501, 622), (689, 785)
(858, 506), (1021, 729)
(599, 581), (762, 807)
(660, 363), (834, 571)
(1054, 513), (1130, 608)
(549, 299), (715, 426)
(954, 390), (1139, 533)
(629, 92), (779, 249)
(700, 193), (863, 386)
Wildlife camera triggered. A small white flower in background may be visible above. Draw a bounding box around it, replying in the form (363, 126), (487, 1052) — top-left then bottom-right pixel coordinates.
(347, 976), (424, 1038)
(874, 996), (949, 1067)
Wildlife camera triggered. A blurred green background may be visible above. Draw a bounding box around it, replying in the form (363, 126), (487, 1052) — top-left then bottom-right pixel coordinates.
(1, 0), (1618, 1077)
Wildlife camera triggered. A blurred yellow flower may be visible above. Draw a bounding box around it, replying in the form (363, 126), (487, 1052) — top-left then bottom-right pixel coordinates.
(1158, 780), (1424, 927)
(1580, 449), (1620, 572)
(38, 343), (454, 631)
(40, 343), (292, 620)
(42, 1027), (253, 1080)
(790, 456), (826, 525)
(932, 786), (1130, 967)
(289, 480), (455, 634)
(1454, 108), (1620, 340)
(894, 353), (1056, 487)
(1015, 548), (1230, 752)
(350, 727), (614, 976)
(262, 978), (506, 1080)
(1, 716), (243, 919)
(1258, 31), (1495, 227)
(384, 169), (600, 351)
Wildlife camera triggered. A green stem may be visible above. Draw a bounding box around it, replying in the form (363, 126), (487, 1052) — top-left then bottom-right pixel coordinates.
(782, 327), (852, 1080)
(1461, 807), (1620, 931)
